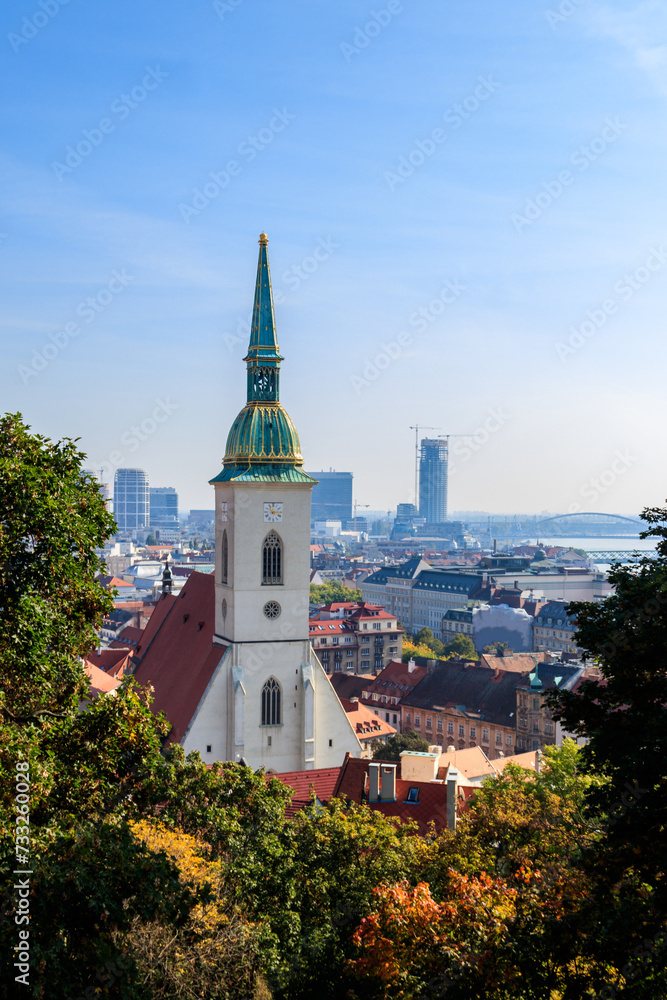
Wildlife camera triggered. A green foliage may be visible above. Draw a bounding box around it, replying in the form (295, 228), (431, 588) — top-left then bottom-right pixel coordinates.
(145, 533), (158, 546)
(0, 413), (116, 720)
(547, 502), (667, 967)
(309, 581), (362, 604)
(412, 627), (445, 657)
(443, 633), (478, 659)
(482, 640), (511, 655)
(372, 730), (431, 761)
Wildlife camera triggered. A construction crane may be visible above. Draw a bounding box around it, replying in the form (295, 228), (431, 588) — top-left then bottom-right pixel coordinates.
(409, 425), (442, 507)
(353, 501), (370, 532)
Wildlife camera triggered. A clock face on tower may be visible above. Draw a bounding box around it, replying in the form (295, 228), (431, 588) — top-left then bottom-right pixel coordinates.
(264, 502), (283, 522)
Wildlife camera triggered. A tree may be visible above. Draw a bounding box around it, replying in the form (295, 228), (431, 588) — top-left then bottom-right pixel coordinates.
(547, 502), (667, 975)
(145, 533), (158, 546)
(482, 641), (511, 655)
(0, 414), (116, 721)
(309, 581), (362, 605)
(373, 730), (431, 761)
(401, 641), (437, 662)
(443, 634), (478, 660)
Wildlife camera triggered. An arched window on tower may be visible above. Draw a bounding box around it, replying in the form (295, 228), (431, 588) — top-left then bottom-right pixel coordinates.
(221, 530), (228, 584)
(262, 531), (282, 585)
(261, 677), (281, 725)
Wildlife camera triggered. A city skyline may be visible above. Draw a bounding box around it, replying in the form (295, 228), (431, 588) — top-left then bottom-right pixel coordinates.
(1, 1), (665, 515)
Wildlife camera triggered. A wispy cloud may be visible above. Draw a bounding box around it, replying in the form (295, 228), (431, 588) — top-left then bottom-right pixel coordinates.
(586, 2), (667, 95)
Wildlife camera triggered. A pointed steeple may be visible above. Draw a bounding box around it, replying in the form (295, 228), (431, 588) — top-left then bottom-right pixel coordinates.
(245, 233), (283, 403)
(210, 233), (317, 486)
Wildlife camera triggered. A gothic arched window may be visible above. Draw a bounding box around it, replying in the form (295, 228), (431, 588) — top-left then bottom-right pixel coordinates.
(261, 677), (281, 726)
(221, 530), (228, 584)
(262, 531), (282, 585)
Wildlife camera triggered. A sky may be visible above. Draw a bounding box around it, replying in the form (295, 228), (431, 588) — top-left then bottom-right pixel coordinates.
(1, 0), (666, 516)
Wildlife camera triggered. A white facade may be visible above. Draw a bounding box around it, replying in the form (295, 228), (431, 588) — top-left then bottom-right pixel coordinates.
(202, 478), (361, 771)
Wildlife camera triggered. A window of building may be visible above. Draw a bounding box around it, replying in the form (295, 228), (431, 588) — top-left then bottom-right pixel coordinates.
(414, 715), (421, 726)
(361, 647), (370, 655)
(261, 531), (282, 585)
(545, 720), (554, 735)
(206, 745), (212, 753)
(375, 657), (383, 669)
(532, 740), (539, 751)
(221, 530), (228, 584)
(519, 716), (527, 728)
(385, 712), (390, 722)
(532, 697), (539, 710)
(261, 678), (281, 725)
(347, 649), (354, 657)
(320, 638), (327, 646)
(496, 732), (502, 745)
(426, 717), (432, 728)
(470, 726), (476, 740)
(373, 622), (381, 630)
(405, 713), (411, 725)
(506, 734), (512, 746)
(533, 720), (540, 732)
(482, 728), (489, 742)
(405, 787), (419, 803)
(437, 719), (443, 731)
(447, 721), (454, 734)
(458, 724), (465, 737)
(393, 714), (398, 724)
(362, 661), (370, 669)
(332, 637), (339, 645)
(344, 636), (352, 644)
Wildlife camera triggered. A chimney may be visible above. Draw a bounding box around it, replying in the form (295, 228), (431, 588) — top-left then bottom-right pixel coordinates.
(446, 744), (455, 753)
(407, 658), (416, 674)
(380, 763), (397, 802)
(446, 767), (459, 831)
(368, 762), (381, 802)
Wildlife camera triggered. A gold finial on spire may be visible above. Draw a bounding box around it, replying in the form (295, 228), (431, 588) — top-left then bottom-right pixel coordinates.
(259, 232), (269, 245)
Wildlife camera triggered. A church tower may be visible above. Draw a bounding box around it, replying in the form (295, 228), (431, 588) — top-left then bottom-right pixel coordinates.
(203, 233), (361, 772)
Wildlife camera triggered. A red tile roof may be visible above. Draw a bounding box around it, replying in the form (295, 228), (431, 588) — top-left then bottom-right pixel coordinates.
(333, 755), (454, 834)
(83, 648), (132, 679)
(110, 625), (144, 650)
(339, 698), (396, 740)
(132, 573), (228, 744)
(268, 767), (341, 818)
(362, 660), (428, 702)
(85, 662), (122, 697)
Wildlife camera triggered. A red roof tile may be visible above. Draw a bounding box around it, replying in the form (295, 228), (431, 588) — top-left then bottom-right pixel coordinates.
(332, 755), (454, 834)
(268, 767), (341, 817)
(83, 648), (132, 679)
(85, 662), (122, 697)
(339, 698), (396, 740)
(132, 573), (228, 744)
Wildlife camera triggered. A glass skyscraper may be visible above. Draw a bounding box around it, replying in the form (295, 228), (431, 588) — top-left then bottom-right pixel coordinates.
(418, 438), (448, 523)
(113, 468), (150, 531)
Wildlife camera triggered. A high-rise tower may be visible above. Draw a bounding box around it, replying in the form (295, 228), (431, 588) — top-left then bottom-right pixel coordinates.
(418, 438), (448, 523)
(204, 234), (361, 771)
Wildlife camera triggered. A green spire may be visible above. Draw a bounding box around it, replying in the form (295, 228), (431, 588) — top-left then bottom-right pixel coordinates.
(245, 233), (283, 403)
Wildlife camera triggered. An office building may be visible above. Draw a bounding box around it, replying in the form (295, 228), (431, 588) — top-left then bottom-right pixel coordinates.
(113, 468), (150, 531)
(306, 470), (353, 522)
(150, 487), (179, 530)
(418, 438), (448, 523)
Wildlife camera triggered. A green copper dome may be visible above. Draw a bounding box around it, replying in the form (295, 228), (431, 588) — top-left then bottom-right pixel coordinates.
(224, 403), (302, 464)
(210, 234), (317, 486)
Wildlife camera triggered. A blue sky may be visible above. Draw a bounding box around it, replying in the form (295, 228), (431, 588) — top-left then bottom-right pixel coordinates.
(1, 0), (666, 514)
